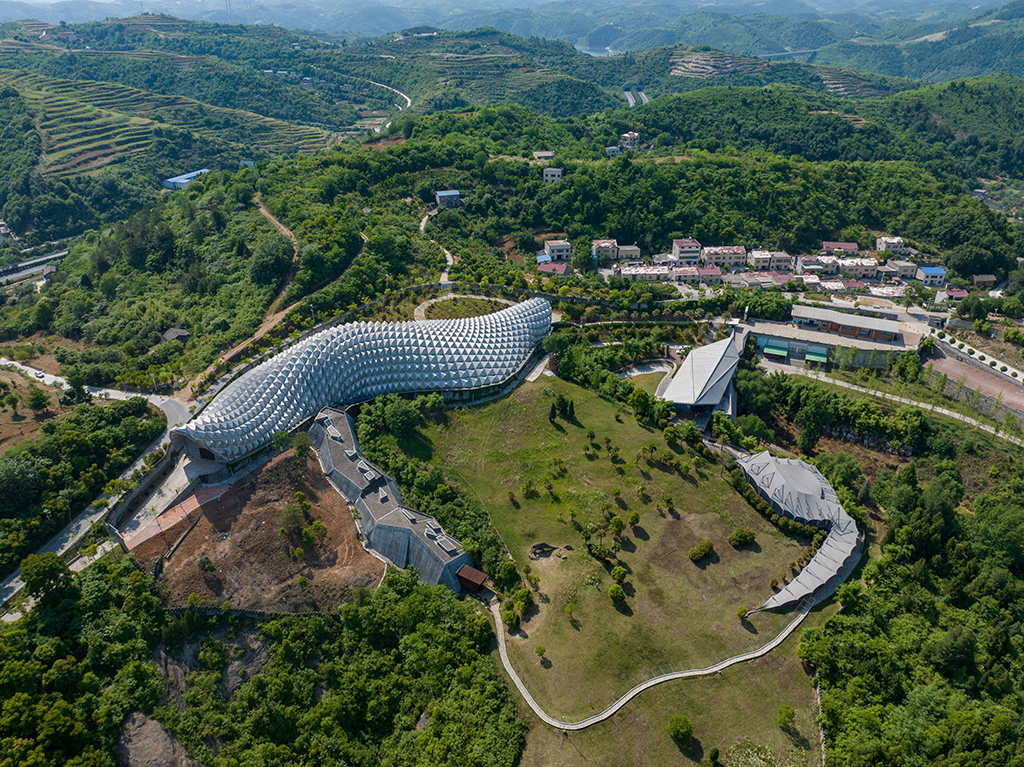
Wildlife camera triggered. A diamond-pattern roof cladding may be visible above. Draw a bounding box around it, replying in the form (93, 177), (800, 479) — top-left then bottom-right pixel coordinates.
(175, 299), (551, 462)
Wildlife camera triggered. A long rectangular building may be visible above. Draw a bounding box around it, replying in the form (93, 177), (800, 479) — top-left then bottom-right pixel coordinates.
(791, 305), (898, 342)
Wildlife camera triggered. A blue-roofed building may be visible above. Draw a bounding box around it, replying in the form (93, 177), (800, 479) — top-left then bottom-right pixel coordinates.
(162, 169), (210, 190)
(916, 265), (947, 288)
(435, 190), (461, 209)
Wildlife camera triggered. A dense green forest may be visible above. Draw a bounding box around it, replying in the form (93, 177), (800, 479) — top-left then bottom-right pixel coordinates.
(0, 396), (164, 578)
(0, 558), (523, 767)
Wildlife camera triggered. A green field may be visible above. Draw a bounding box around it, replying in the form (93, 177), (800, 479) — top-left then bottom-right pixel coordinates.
(506, 602), (836, 767)
(424, 377), (816, 720)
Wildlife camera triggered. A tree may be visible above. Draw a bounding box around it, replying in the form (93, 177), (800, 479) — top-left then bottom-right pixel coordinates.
(21, 552), (71, 601)
(608, 515), (626, 538)
(609, 583), (626, 603)
(549, 402), (557, 422)
(293, 431), (310, 458)
(26, 385), (50, 412)
(6, 392), (18, 413)
(667, 715), (693, 743)
(535, 645), (546, 660)
(737, 605), (748, 621)
(197, 554), (215, 573)
(567, 400), (575, 420)
(280, 502), (305, 536)
(384, 396), (419, 435)
(627, 387), (651, 418)
(271, 430), (292, 450)
(628, 510), (640, 527)
(777, 705), (796, 730)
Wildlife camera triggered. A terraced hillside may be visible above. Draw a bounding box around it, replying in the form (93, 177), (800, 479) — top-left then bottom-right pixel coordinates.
(0, 69), (331, 176)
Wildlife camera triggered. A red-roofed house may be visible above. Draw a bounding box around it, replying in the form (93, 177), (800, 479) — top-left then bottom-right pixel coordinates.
(821, 241), (859, 255)
(697, 266), (722, 285)
(538, 262), (569, 277)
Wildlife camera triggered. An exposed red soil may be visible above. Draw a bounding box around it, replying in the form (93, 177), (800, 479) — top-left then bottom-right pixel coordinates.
(139, 451), (385, 611)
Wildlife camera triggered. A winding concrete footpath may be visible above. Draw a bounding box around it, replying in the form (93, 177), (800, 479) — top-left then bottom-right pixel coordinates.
(761, 361), (1024, 448)
(487, 595), (815, 730)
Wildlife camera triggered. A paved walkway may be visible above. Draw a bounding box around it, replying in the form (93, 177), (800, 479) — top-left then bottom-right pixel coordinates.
(413, 293), (515, 322)
(525, 354), (554, 382)
(440, 247), (454, 283)
(487, 594), (815, 730)
(760, 361), (1024, 448)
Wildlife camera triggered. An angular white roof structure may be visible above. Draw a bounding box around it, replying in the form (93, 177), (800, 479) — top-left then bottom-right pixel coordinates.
(737, 451), (862, 612)
(174, 298), (551, 463)
(660, 336), (739, 408)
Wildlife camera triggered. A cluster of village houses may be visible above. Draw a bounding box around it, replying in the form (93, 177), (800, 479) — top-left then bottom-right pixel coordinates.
(528, 234), (1000, 309)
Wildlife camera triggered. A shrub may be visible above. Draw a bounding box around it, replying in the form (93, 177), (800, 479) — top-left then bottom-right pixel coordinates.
(777, 705), (796, 730)
(609, 583), (626, 603)
(1002, 366), (1008, 372)
(737, 605), (748, 621)
(689, 539), (714, 562)
(991, 361), (997, 367)
(727, 528), (756, 547)
(667, 715), (693, 743)
(197, 554), (215, 573)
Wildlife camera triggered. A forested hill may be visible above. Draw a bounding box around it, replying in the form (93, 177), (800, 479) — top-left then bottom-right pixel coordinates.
(619, 77), (1024, 185)
(812, 0), (1024, 81)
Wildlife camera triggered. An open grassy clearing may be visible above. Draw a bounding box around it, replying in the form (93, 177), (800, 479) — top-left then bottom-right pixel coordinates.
(502, 600), (836, 767)
(425, 377), (814, 719)
(424, 296), (507, 319)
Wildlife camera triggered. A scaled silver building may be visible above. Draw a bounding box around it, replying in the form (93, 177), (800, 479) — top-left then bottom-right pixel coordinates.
(174, 298), (551, 463)
(737, 451), (863, 612)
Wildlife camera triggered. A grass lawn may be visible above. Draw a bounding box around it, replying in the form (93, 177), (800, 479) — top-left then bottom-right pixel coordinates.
(424, 377), (815, 719)
(628, 371), (670, 397)
(424, 296), (508, 320)
(501, 599), (837, 767)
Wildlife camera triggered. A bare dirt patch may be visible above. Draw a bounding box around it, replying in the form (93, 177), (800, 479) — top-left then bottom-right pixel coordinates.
(0, 368), (75, 455)
(118, 711), (200, 767)
(143, 451), (385, 611)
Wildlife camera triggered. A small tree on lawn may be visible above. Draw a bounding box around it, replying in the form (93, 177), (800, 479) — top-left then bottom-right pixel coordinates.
(609, 584), (626, 603)
(737, 605), (748, 621)
(535, 645), (546, 661)
(611, 565), (627, 582)
(667, 715), (693, 744)
(608, 515), (626, 538)
(628, 510), (640, 527)
(549, 402), (557, 422)
(777, 705), (796, 731)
